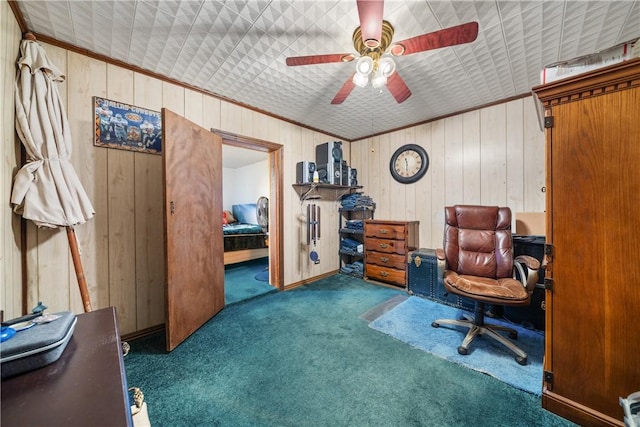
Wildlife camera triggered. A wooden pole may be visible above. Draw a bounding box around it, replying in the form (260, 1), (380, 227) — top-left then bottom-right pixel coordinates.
(66, 227), (92, 312)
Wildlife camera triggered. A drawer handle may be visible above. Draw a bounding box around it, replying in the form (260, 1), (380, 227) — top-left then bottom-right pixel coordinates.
(380, 271), (388, 277)
(379, 243), (389, 249)
(379, 229), (388, 234)
(380, 256), (389, 263)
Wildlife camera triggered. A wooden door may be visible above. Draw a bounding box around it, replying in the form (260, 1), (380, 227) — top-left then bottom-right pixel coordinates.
(162, 108), (224, 351)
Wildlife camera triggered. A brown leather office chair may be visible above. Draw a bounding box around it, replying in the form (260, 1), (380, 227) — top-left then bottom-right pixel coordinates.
(432, 205), (540, 365)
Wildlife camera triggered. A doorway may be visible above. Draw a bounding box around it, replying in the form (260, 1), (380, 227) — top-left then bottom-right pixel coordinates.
(213, 129), (284, 296)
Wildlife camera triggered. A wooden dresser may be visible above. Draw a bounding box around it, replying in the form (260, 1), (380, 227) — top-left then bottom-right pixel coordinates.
(364, 220), (419, 287)
(532, 57), (640, 426)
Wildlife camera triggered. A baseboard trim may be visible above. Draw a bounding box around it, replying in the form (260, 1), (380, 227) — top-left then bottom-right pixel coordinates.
(542, 389), (623, 426)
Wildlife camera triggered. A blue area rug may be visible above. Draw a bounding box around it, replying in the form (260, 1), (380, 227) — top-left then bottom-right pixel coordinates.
(254, 268), (269, 282)
(369, 296), (544, 396)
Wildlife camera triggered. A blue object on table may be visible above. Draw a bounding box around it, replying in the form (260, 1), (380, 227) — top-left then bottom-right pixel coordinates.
(1, 326), (16, 342)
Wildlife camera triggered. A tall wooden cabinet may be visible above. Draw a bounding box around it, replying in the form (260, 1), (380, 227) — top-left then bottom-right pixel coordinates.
(533, 58), (640, 426)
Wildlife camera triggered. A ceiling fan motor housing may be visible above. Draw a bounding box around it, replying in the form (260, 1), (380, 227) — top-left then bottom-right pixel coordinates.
(352, 20), (395, 61)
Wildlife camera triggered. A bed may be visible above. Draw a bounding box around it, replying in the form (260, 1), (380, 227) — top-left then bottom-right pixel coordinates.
(223, 203), (268, 265)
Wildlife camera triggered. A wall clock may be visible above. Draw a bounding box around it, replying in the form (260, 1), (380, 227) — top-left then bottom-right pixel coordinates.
(389, 144), (429, 184)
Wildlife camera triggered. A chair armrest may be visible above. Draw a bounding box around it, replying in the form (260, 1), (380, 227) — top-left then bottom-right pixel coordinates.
(514, 255), (541, 293)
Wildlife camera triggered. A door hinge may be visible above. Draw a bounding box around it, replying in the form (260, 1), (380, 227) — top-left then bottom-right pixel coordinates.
(544, 116), (554, 128)
(544, 370), (554, 384)
(544, 278), (554, 291)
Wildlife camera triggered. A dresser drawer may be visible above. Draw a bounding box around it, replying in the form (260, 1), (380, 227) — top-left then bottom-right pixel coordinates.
(364, 223), (406, 240)
(366, 251), (406, 270)
(365, 264), (406, 287)
(365, 238), (408, 255)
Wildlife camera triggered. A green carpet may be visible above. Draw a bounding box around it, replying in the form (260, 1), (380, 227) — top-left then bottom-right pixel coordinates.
(224, 257), (275, 305)
(124, 275), (576, 427)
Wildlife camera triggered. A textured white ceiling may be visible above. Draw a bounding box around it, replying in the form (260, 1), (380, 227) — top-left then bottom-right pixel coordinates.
(12, 0), (640, 141)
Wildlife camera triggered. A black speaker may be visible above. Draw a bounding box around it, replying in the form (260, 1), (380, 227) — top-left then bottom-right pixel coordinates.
(349, 168), (358, 186)
(316, 141), (343, 166)
(316, 162), (342, 185)
(296, 161), (316, 184)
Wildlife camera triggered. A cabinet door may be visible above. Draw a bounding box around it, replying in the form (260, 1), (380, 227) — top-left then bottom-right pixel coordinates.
(547, 88), (640, 419)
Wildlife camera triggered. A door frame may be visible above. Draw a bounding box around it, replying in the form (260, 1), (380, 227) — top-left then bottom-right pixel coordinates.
(212, 129), (284, 291)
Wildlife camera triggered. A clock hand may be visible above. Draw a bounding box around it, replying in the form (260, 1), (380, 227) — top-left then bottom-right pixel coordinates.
(405, 158), (408, 171)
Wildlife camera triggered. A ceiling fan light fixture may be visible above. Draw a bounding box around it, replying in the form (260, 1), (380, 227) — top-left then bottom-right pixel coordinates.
(355, 56), (374, 75)
(378, 57), (396, 77)
(352, 72), (369, 88)
(371, 70), (387, 89)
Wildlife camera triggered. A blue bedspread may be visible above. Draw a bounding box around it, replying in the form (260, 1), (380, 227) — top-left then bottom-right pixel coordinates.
(223, 223), (263, 235)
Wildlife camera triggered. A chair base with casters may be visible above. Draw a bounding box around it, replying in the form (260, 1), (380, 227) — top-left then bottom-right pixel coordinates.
(432, 300), (528, 365)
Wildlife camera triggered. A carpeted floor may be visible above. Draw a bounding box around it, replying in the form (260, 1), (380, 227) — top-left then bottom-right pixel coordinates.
(224, 257), (275, 305)
(368, 296), (544, 395)
(124, 274), (576, 427)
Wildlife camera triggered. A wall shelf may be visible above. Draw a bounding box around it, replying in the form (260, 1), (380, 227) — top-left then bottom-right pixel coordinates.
(292, 183), (362, 201)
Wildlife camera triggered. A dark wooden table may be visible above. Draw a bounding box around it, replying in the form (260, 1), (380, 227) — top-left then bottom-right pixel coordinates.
(1, 307), (133, 426)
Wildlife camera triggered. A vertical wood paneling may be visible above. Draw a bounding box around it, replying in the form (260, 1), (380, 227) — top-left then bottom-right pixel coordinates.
(66, 51), (108, 313)
(415, 124), (434, 247)
(523, 98), (546, 212)
(352, 96), (544, 250)
(444, 115), (464, 206)
(505, 99), (525, 217)
(220, 101), (242, 134)
(377, 133), (391, 218)
(184, 89), (203, 124)
(133, 73), (164, 329)
(281, 122), (300, 285)
(480, 103), (507, 205)
(430, 120), (446, 244)
(106, 64), (136, 333)
(162, 81), (185, 116)
(1, 3), (23, 318)
(463, 110), (481, 204)
(202, 95), (221, 132)
(367, 136), (381, 216)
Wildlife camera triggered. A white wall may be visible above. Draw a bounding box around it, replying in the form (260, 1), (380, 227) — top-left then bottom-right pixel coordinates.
(222, 159), (269, 210)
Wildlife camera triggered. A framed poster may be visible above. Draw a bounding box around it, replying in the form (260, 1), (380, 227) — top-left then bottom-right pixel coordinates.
(93, 96), (162, 154)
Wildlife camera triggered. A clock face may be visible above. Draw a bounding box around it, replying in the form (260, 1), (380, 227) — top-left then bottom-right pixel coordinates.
(389, 144), (429, 184)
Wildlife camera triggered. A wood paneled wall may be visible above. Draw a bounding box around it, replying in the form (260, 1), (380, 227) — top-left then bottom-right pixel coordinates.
(351, 97), (545, 249)
(2, 5), (545, 334)
(1, 0), (23, 320)
(2, 31), (341, 331)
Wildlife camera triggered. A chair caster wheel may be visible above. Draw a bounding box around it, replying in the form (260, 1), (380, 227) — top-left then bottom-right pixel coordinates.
(516, 356), (527, 365)
(458, 346), (468, 355)
(509, 331), (518, 339)
(431, 322), (440, 328)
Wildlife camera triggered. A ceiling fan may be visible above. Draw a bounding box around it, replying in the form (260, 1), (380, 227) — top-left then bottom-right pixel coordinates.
(286, 0), (479, 105)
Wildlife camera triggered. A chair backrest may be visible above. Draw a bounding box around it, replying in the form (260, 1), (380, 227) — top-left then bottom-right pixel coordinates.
(443, 205), (513, 279)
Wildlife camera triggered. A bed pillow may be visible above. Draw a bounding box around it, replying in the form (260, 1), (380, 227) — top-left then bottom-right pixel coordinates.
(223, 210), (236, 224)
(232, 204), (258, 225)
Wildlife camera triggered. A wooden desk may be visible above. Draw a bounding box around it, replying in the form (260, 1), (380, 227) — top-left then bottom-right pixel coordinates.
(1, 307), (133, 427)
